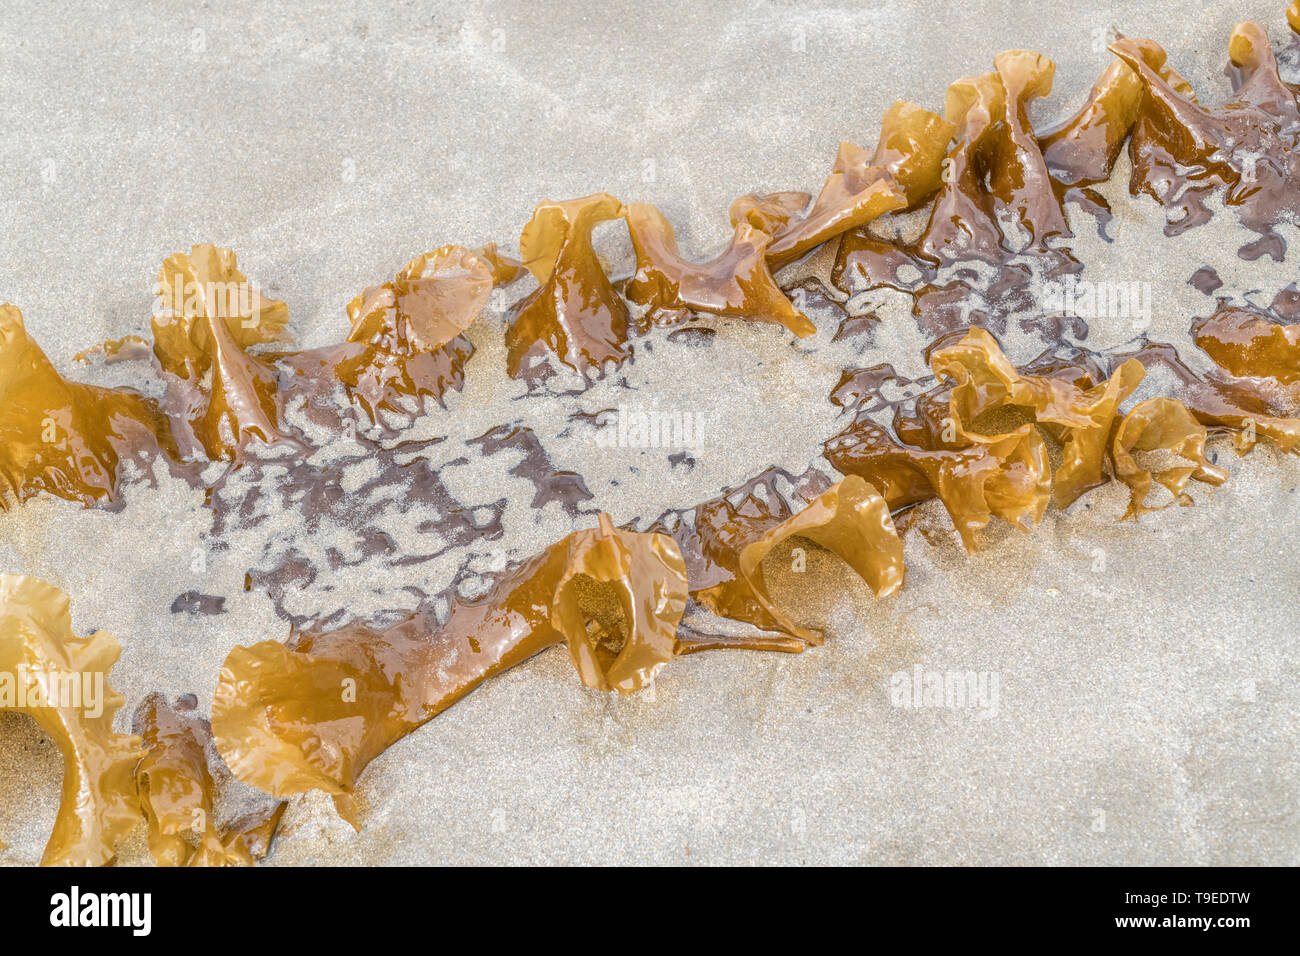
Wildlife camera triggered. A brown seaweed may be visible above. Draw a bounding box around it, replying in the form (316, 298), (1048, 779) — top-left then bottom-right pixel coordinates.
(472, 242), (523, 286)
(7, 14), (1300, 869)
(1051, 359), (1147, 507)
(0, 304), (179, 509)
(624, 203), (815, 336)
(988, 51), (1072, 247)
(211, 516), (687, 820)
(823, 330), (1177, 544)
(734, 101), (952, 269)
(1113, 340), (1300, 453)
(824, 416), (1033, 552)
(1038, 38), (1191, 230)
(1191, 300), (1300, 386)
(646, 469), (904, 646)
(133, 692), (284, 867)
(506, 193), (631, 385)
(152, 244), (299, 459)
(1111, 398), (1229, 518)
(0, 575), (142, 866)
(288, 245), (492, 423)
(834, 56), (1080, 341)
(728, 190), (812, 239)
(1111, 22), (1300, 258)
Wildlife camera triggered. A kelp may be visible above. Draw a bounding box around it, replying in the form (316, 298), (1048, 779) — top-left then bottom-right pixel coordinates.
(732, 101), (951, 269)
(1111, 398), (1229, 519)
(7, 12), (1300, 868)
(152, 244), (290, 377)
(1191, 301), (1300, 387)
(0, 304), (178, 509)
(834, 54), (1081, 340)
(824, 330), (1196, 545)
(306, 245), (492, 423)
(988, 51), (1071, 247)
(922, 55), (1072, 263)
(927, 329), (1154, 509)
(728, 190), (811, 239)
(472, 242), (523, 286)
(869, 101), (958, 211)
(1114, 341), (1300, 454)
(1051, 359), (1147, 507)
(1111, 21), (1300, 257)
(211, 515), (687, 821)
(152, 244), (298, 459)
(505, 193), (631, 385)
(0, 575), (142, 866)
(133, 692), (284, 867)
(646, 469), (904, 646)
(824, 414), (1026, 551)
(623, 203), (815, 336)
(1039, 38), (1192, 191)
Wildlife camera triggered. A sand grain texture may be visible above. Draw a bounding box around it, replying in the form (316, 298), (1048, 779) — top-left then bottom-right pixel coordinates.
(1, 0), (1297, 865)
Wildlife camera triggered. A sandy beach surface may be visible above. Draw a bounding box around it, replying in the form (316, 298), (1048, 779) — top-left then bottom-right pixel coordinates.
(1, 0), (1297, 865)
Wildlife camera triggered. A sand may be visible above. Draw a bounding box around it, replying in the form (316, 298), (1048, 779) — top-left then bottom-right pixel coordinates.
(1, 0), (1297, 865)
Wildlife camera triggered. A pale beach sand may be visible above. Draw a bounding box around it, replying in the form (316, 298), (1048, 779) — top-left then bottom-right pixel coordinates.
(0, 0), (1296, 865)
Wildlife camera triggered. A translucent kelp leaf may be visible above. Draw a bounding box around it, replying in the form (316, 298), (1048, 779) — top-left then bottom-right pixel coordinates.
(651, 469), (903, 645)
(728, 190), (812, 237)
(555, 514), (688, 692)
(152, 244), (290, 378)
(1053, 359), (1146, 507)
(624, 203), (815, 336)
(921, 328), (1084, 528)
(211, 516), (687, 821)
(916, 71), (1009, 266)
(506, 193), (631, 385)
(823, 415), (1030, 552)
(1040, 39), (1189, 189)
(835, 57), (1081, 342)
(732, 475), (904, 643)
(920, 53), (1074, 265)
(732, 103), (948, 275)
(1111, 398), (1228, 519)
(0, 304), (178, 509)
(938, 428), (1052, 543)
(1290, 1), (1300, 35)
(988, 51), (1071, 246)
(759, 141), (909, 269)
(152, 245), (298, 459)
(328, 245), (492, 421)
(472, 242), (523, 286)
(870, 101), (957, 210)
(0, 574), (142, 866)
(133, 692), (284, 867)
(929, 328), (1098, 436)
(822, 330), (1146, 549)
(1115, 341), (1300, 454)
(347, 246), (492, 352)
(927, 331), (1160, 510)
(1191, 303), (1300, 386)
(1110, 23), (1300, 255)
